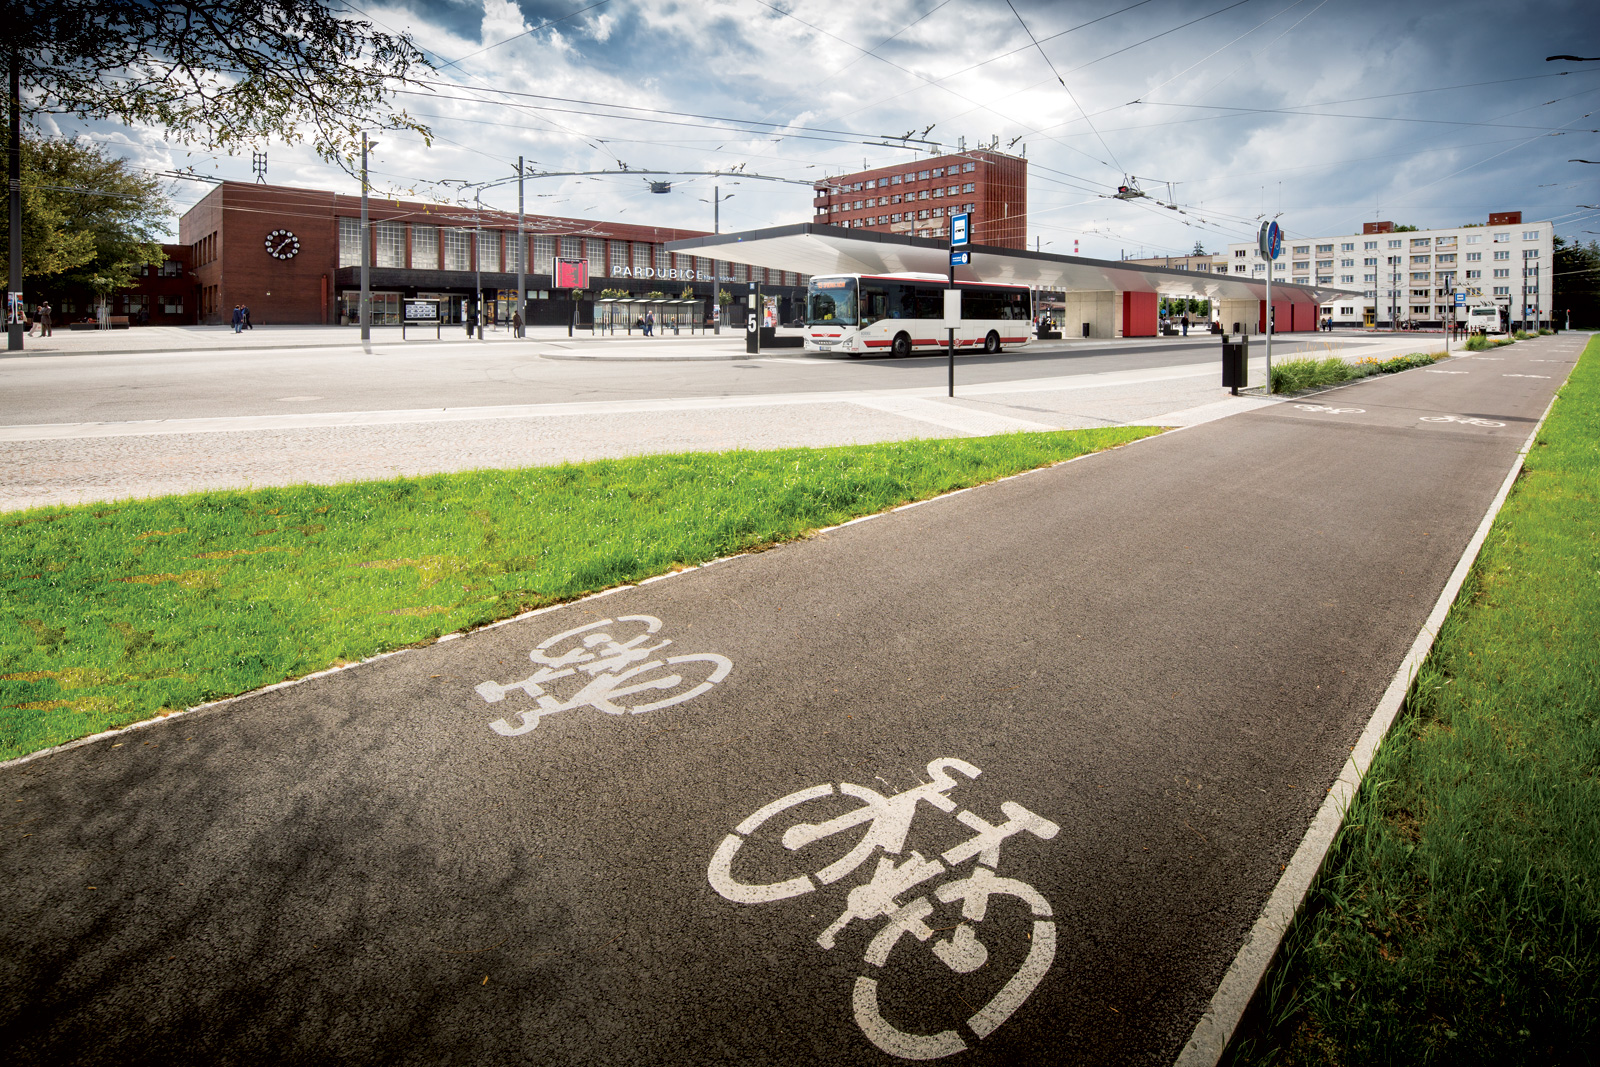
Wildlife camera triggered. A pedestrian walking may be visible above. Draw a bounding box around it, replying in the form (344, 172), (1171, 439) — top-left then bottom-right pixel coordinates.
(231, 304), (244, 333)
(242, 304), (253, 330)
(38, 300), (52, 337)
(1180, 311), (1190, 337)
(644, 310), (655, 337)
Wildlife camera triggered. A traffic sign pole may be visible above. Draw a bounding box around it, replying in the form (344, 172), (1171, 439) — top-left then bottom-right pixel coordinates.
(948, 213), (970, 398)
(1259, 220), (1282, 390)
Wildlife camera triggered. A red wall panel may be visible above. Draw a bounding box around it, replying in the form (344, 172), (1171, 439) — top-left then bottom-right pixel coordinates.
(1122, 290), (1157, 337)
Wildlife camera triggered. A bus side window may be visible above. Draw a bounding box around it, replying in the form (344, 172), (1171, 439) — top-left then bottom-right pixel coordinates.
(862, 287), (888, 325)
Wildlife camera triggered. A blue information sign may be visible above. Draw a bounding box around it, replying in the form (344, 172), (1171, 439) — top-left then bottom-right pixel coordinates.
(950, 213), (970, 247)
(950, 250), (970, 266)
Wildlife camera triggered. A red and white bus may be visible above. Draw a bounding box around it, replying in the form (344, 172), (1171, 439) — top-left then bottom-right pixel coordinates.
(804, 273), (1033, 357)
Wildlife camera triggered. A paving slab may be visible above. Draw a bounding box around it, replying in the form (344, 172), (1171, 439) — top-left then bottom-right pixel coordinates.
(1, 334), (1584, 1065)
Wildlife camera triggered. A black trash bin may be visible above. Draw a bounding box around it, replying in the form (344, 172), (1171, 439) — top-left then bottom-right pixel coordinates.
(1082, 322), (1091, 338)
(1221, 335), (1248, 394)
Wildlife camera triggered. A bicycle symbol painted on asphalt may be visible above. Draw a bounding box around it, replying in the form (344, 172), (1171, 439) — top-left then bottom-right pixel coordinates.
(475, 615), (731, 736)
(708, 757), (1060, 1060)
(1419, 415), (1506, 428)
(1292, 404), (1365, 414)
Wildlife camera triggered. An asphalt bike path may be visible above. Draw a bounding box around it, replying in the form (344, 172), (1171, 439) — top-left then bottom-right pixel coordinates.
(1, 334), (1582, 1065)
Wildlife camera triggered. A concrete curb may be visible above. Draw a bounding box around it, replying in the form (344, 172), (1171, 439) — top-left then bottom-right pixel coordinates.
(1171, 342), (1577, 1067)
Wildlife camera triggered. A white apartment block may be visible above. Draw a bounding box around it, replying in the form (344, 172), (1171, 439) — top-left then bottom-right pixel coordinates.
(1223, 212), (1553, 328)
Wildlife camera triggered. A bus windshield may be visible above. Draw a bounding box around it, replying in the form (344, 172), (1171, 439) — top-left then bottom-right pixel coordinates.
(807, 277), (857, 325)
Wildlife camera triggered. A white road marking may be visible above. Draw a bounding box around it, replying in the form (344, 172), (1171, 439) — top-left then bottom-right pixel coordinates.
(709, 758), (1058, 1059)
(476, 615), (730, 735)
(1503, 374), (1551, 379)
(1292, 404), (1365, 414)
(1425, 370), (1468, 374)
(1420, 415), (1506, 427)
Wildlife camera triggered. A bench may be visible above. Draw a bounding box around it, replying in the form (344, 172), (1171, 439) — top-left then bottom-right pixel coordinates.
(66, 316), (131, 330)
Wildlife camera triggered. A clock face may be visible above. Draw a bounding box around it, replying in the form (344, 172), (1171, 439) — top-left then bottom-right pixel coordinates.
(265, 229), (301, 260)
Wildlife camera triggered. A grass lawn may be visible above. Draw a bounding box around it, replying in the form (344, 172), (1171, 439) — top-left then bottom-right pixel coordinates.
(1230, 335), (1600, 1065)
(1, 428), (1157, 761)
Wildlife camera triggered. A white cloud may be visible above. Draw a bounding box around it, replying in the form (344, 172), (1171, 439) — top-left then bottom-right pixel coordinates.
(52, 0), (1600, 249)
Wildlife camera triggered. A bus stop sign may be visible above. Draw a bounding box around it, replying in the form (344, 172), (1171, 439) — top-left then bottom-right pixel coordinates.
(950, 212), (970, 247)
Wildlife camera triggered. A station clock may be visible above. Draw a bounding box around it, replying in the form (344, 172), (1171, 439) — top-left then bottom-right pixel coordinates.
(265, 229), (301, 260)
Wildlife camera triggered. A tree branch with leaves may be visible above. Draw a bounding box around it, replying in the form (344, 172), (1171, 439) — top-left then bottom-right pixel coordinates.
(8, 0), (434, 170)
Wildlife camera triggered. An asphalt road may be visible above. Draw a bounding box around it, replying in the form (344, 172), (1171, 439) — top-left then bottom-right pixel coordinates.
(1, 333), (1339, 426)
(1, 334), (1583, 1065)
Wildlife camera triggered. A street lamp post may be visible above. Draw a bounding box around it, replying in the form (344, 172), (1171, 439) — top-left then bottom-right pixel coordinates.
(473, 189), (483, 340)
(698, 188), (734, 334)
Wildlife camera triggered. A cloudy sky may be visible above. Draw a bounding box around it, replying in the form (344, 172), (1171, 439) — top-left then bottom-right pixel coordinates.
(55, 0), (1600, 255)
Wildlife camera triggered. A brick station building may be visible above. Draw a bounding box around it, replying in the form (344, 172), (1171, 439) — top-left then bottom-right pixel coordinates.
(177, 181), (810, 327)
(810, 149), (1028, 249)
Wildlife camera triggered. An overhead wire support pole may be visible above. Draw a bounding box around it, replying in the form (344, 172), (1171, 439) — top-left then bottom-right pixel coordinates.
(517, 156), (525, 339)
(360, 132), (371, 343)
(8, 47), (21, 352)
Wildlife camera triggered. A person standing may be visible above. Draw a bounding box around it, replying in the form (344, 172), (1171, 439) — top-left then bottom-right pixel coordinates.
(242, 304), (253, 330)
(511, 308), (523, 338)
(231, 304), (244, 333)
(1180, 311), (1190, 336)
(38, 300), (52, 337)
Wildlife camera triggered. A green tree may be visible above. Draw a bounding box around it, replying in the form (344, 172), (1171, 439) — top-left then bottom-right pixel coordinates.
(1, 135), (168, 296)
(1553, 235), (1600, 328)
(1393, 224), (1419, 232)
(7, 0), (433, 168)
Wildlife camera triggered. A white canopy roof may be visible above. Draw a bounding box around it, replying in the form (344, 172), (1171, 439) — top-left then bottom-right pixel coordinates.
(667, 223), (1359, 304)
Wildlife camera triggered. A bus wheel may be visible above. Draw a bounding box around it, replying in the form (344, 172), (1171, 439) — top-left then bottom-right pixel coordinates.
(892, 332), (912, 358)
(984, 331), (1001, 354)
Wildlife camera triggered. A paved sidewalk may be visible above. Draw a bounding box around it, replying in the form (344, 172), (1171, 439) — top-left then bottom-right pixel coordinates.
(4, 324), (1431, 361)
(0, 332), (1451, 512)
(1, 360), (1273, 511)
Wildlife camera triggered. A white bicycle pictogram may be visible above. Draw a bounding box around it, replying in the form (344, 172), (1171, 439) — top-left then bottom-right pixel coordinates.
(1419, 415), (1506, 428)
(475, 615), (731, 735)
(1292, 404), (1365, 414)
(708, 757), (1060, 1060)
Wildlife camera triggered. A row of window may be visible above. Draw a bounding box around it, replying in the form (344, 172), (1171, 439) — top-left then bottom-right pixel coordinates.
(832, 203), (980, 229)
(817, 162), (980, 195)
(1247, 229), (1544, 263)
(823, 183), (977, 212)
(334, 219), (803, 286)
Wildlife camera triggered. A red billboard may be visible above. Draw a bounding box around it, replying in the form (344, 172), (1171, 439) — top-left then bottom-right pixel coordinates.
(555, 258), (589, 289)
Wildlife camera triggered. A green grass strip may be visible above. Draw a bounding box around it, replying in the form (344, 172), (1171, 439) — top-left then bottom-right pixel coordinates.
(0, 428), (1157, 761)
(1231, 335), (1600, 1066)
(1270, 351), (1441, 394)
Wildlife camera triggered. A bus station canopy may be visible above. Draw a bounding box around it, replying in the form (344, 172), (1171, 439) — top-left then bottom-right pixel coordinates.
(666, 223), (1360, 305)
